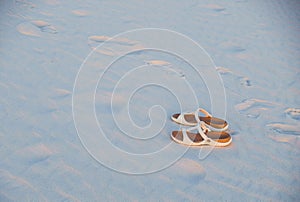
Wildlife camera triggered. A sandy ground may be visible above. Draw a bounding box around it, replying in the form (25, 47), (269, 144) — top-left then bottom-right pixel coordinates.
(0, 0), (299, 201)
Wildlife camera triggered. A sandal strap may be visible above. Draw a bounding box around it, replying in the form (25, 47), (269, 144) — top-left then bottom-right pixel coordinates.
(198, 108), (212, 117)
(184, 123), (212, 144)
(177, 112), (194, 125)
(197, 122), (211, 141)
(194, 108), (212, 123)
(181, 128), (195, 145)
(178, 122), (225, 146)
(180, 123), (219, 146)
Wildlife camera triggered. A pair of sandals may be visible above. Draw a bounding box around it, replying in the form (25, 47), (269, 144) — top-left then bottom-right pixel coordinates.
(171, 108), (232, 147)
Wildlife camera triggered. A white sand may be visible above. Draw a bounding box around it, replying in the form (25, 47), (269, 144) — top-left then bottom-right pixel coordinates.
(0, 0), (299, 201)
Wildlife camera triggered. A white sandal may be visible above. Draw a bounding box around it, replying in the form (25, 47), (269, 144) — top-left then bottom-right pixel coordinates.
(171, 108), (228, 131)
(171, 122), (232, 147)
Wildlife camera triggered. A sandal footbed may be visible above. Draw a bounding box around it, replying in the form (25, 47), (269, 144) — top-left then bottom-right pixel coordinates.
(171, 130), (231, 144)
(172, 114), (228, 129)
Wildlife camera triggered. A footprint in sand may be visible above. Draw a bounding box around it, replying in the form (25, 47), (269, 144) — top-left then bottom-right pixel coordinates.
(71, 9), (89, 17)
(268, 133), (300, 147)
(239, 77), (251, 87)
(267, 122), (300, 146)
(145, 60), (171, 66)
(17, 22), (40, 37)
(267, 123), (300, 136)
(88, 35), (137, 46)
(217, 66), (252, 87)
(143, 60), (185, 78)
(235, 98), (275, 118)
(87, 35), (139, 56)
(31, 20), (57, 34)
(17, 20), (57, 37)
(285, 108), (300, 120)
